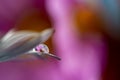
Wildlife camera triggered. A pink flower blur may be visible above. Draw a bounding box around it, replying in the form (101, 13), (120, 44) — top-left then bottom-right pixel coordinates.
(46, 0), (106, 80)
(0, 0), (107, 80)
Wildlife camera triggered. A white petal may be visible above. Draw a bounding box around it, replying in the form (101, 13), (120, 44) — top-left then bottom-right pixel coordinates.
(0, 28), (54, 62)
(40, 28), (54, 43)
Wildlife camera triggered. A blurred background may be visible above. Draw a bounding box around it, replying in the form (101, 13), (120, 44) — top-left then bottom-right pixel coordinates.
(0, 0), (120, 80)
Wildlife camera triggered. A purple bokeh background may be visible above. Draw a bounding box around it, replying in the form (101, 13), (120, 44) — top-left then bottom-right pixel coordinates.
(0, 0), (113, 80)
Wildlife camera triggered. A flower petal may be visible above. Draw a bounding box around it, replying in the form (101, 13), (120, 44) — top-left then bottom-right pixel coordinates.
(0, 28), (54, 62)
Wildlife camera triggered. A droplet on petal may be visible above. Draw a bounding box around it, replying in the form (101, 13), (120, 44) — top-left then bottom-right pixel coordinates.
(32, 44), (61, 60)
(34, 44), (49, 53)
